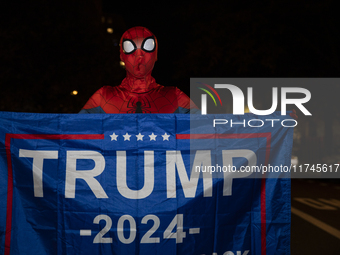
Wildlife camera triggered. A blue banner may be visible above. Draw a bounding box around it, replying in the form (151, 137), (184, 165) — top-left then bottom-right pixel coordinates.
(0, 112), (292, 255)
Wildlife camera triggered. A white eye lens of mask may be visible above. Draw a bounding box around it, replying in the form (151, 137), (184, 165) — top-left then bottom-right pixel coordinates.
(142, 38), (155, 51)
(123, 40), (135, 53)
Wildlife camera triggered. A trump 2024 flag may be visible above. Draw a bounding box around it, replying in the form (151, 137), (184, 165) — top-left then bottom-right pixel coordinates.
(0, 112), (293, 255)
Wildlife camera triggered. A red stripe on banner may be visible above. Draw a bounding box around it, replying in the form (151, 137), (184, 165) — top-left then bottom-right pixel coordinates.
(8, 134), (104, 140)
(261, 132), (271, 255)
(4, 135), (13, 255)
(176, 133), (271, 140)
(261, 178), (267, 255)
(176, 132), (271, 255)
(4, 133), (104, 255)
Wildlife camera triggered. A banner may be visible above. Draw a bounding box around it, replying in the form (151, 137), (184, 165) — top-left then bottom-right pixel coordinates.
(0, 112), (292, 255)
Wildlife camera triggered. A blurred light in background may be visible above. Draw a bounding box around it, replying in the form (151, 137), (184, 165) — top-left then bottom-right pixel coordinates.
(120, 61), (125, 68)
(71, 90), (78, 96)
(291, 156), (298, 165)
(107, 28), (113, 34)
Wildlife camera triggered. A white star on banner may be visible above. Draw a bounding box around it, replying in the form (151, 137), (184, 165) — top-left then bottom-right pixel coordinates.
(110, 132), (118, 141)
(136, 133), (144, 141)
(162, 132), (170, 141)
(123, 132), (131, 141)
(149, 133), (157, 141)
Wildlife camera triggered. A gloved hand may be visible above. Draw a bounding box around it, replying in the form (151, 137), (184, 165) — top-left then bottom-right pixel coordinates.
(289, 109), (298, 120)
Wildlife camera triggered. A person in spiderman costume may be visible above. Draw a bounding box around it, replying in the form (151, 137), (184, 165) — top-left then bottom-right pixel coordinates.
(79, 26), (197, 114)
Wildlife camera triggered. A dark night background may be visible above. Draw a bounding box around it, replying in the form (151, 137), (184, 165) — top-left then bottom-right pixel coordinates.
(1, 0), (340, 253)
(1, 0), (339, 112)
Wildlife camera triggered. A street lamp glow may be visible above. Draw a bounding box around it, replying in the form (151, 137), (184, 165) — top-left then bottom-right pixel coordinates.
(71, 90), (78, 96)
(107, 28), (113, 34)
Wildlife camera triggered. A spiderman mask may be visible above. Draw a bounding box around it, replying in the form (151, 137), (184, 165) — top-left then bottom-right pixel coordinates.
(80, 26), (197, 114)
(120, 27), (158, 78)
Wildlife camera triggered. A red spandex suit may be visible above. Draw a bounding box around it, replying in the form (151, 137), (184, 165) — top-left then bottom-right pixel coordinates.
(79, 26), (197, 114)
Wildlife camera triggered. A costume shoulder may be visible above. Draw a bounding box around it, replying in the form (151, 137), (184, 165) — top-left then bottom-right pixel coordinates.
(79, 86), (115, 114)
(148, 85), (198, 113)
(174, 87), (199, 114)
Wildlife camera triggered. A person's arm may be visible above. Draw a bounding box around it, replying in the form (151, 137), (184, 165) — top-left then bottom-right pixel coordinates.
(174, 88), (200, 114)
(79, 87), (106, 114)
